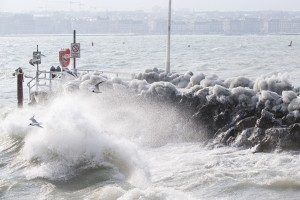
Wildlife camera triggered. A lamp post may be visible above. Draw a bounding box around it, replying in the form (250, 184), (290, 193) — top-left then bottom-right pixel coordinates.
(166, 0), (172, 74)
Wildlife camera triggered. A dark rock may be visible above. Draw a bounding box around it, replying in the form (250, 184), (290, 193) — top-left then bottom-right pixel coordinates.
(248, 127), (265, 145)
(281, 124), (300, 150)
(137, 73), (143, 80)
(235, 116), (258, 132)
(282, 113), (296, 126)
(232, 128), (253, 147)
(215, 110), (230, 128)
(143, 72), (159, 84)
(256, 109), (280, 129)
(290, 123), (300, 135)
(263, 128), (288, 151)
(153, 67), (159, 73)
(226, 136), (235, 145)
(272, 104), (288, 118)
(215, 127), (237, 144)
(193, 102), (219, 136)
(159, 73), (169, 82)
(252, 143), (263, 153)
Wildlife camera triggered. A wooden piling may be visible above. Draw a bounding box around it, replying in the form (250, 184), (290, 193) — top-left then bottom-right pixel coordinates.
(17, 68), (24, 108)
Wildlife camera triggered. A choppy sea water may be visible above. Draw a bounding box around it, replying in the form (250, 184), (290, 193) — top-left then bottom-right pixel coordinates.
(1, 35), (300, 106)
(1, 35), (300, 199)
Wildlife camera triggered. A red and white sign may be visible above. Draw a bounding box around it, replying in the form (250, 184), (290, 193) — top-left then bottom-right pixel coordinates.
(71, 43), (80, 58)
(59, 48), (71, 68)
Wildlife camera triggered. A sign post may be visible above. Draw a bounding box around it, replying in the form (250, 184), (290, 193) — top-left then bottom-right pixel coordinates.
(59, 48), (71, 68)
(71, 30), (80, 72)
(33, 45), (42, 91)
(71, 43), (80, 58)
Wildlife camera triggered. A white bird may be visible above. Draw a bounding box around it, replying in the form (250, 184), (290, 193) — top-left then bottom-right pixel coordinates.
(90, 81), (105, 93)
(29, 59), (35, 66)
(29, 116), (43, 128)
(63, 68), (78, 78)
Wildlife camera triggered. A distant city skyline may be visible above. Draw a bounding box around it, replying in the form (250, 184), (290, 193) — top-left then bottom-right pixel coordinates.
(1, 0), (300, 13)
(1, 10), (300, 35)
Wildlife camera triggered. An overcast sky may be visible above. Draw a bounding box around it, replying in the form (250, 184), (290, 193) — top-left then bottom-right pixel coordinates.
(1, 0), (300, 12)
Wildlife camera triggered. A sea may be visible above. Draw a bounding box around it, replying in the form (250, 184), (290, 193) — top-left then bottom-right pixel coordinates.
(1, 35), (300, 200)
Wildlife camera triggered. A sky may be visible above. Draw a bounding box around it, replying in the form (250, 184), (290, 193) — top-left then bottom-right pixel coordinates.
(1, 0), (300, 13)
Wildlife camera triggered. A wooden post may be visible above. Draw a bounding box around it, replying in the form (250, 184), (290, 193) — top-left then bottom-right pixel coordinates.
(17, 68), (24, 108)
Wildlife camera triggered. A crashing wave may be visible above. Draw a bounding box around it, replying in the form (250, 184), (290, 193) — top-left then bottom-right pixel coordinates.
(63, 67), (300, 153)
(22, 67), (300, 153)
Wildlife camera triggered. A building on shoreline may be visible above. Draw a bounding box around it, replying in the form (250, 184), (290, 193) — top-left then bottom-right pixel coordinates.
(1, 11), (300, 35)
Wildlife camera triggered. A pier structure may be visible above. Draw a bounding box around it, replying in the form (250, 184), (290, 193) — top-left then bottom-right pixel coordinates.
(14, 30), (132, 106)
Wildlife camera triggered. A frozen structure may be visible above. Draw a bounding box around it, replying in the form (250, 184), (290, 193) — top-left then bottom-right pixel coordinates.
(63, 68), (300, 152)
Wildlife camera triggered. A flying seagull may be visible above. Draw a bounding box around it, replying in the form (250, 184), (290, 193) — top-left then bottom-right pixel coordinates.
(29, 116), (43, 128)
(91, 81), (105, 93)
(29, 59), (35, 66)
(63, 68), (78, 78)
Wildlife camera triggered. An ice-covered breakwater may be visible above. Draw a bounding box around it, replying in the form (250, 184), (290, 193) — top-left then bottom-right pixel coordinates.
(136, 68), (300, 152)
(66, 68), (300, 152)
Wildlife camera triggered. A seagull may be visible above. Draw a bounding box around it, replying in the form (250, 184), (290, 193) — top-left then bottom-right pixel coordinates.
(24, 74), (34, 79)
(63, 68), (78, 78)
(29, 59), (35, 66)
(92, 89), (102, 93)
(29, 116), (43, 128)
(91, 81), (105, 93)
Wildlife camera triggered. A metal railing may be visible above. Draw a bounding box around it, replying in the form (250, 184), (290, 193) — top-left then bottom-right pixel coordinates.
(27, 70), (64, 101)
(26, 69), (134, 101)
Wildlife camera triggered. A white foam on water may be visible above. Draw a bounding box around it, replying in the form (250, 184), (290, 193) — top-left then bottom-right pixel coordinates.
(0, 93), (152, 187)
(87, 185), (196, 200)
(0, 84), (200, 190)
(141, 143), (300, 199)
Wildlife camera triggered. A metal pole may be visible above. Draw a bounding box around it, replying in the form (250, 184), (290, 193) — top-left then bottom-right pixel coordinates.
(166, 0), (172, 74)
(49, 71), (52, 92)
(17, 68), (24, 108)
(36, 45), (39, 91)
(73, 30), (76, 72)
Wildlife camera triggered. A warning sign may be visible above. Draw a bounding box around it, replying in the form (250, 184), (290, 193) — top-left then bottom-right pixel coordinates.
(33, 51), (41, 64)
(71, 43), (80, 58)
